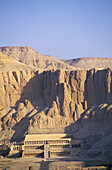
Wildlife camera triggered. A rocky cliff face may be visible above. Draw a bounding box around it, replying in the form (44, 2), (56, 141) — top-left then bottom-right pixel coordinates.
(0, 67), (112, 161)
(0, 50), (112, 162)
(0, 70), (36, 109)
(0, 68), (112, 132)
(37, 68), (112, 121)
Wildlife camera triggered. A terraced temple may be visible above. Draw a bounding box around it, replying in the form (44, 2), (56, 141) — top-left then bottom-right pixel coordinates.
(9, 133), (83, 159)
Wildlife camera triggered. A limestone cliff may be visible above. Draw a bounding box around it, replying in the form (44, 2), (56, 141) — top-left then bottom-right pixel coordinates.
(0, 70), (36, 109)
(0, 68), (112, 161)
(0, 68), (112, 133)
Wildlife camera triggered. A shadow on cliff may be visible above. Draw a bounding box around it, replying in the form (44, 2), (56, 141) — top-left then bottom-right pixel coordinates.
(11, 70), (64, 141)
(65, 68), (112, 130)
(84, 68), (112, 108)
(64, 104), (112, 164)
(11, 69), (112, 141)
(65, 103), (112, 133)
(65, 68), (112, 133)
(64, 68), (112, 162)
(15, 71), (44, 107)
(11, 71), (44, 141)
(11, 109), (35, 141)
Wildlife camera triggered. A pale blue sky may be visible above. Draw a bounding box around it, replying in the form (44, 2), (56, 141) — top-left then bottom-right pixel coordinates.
(0, 0), (112, 59)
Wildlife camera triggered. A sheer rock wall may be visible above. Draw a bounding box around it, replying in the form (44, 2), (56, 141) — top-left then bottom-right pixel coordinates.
(0, 68), (112, 143)
(0, 68), (112, 122)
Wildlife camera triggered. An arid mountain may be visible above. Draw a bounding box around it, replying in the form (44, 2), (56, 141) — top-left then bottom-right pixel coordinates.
(0, 52), (34, 73)
(62, 57), (112, 69)
(0, 47), (112, 163)
(1, 46), (112, 70)
(0, 46), (75, 71)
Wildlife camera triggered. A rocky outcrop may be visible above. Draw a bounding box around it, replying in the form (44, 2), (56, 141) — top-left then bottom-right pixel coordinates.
(40, 68), (112, 121)
(0, 68), (112, 163)
(0, 68), (112, 131)
(0, 70), (36, 109)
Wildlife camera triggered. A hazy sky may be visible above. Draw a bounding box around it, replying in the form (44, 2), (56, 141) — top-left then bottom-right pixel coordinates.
(0, 0), (112, 59)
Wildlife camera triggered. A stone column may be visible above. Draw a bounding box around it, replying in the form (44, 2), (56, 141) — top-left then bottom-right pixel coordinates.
(44, 144), (50, 161)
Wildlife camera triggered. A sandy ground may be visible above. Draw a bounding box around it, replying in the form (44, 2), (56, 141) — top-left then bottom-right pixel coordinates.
(0, 157), (108, 170)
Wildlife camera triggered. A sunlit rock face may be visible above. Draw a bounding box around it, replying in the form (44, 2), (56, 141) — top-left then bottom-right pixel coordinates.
(0, 68), (112, 131)
(0, 52), (112, 162)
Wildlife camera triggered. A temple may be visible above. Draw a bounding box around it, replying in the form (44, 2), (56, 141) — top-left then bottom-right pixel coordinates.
(9, 133), (83, 159)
